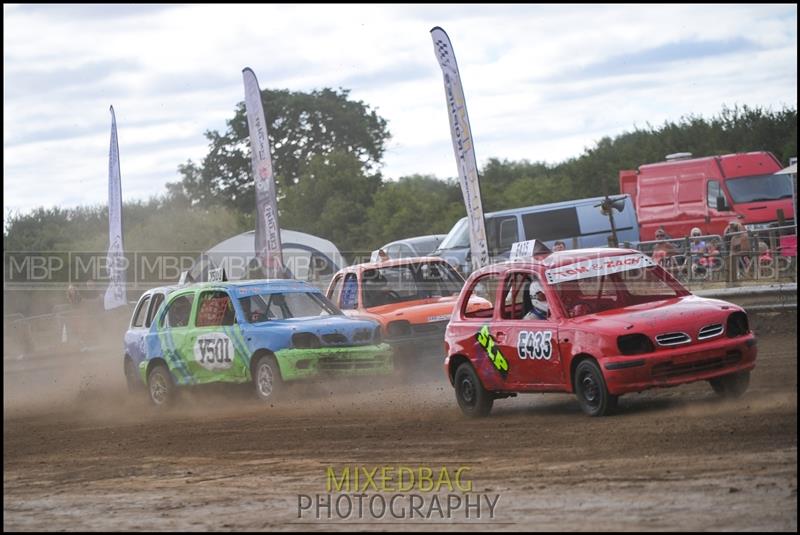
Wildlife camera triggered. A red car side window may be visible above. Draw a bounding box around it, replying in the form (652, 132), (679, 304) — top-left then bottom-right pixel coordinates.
(328, 275), (342, 303)
(501, 272), (533, 320)
(463, 273), (501, 319)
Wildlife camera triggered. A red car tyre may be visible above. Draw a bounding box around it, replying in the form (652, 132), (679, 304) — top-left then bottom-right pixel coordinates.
(709, 370), (750, 398)
(574, 360), (617, 417)
(454, 362), (493, 418)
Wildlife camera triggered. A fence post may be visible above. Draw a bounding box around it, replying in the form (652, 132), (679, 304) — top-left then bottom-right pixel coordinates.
(683, 237), (691, 283)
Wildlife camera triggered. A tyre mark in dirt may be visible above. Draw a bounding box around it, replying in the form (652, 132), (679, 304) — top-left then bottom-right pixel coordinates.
(4, 332), (797, 531)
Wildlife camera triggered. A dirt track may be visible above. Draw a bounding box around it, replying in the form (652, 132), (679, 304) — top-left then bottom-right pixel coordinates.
(3, 316), (797, 531)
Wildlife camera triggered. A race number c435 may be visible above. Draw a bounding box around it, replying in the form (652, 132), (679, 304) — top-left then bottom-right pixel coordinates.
(517, 330), (553, 360)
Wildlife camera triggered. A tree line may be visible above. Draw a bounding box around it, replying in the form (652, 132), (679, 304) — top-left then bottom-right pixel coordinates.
(4, 88), (796, 262)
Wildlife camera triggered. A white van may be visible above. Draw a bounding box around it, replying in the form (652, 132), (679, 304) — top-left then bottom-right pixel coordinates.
(431, 195), (640, 275)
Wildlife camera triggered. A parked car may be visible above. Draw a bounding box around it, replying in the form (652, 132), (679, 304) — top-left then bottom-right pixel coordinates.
(432, 196), (639, 276)
(444, 247), (757, 417)
(125, 279), (391, 406)
(374, 235), (447, 261)
(326, 257), (485, 369)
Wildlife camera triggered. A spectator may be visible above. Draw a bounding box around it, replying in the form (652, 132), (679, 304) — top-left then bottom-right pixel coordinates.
(723, 219), (740, 257)
(688, 227), (709, 277)
(553, 241), (567, 252)
(757, 240), (772, 266)
(749, 240), (774, 279)
(652, 228), (679, 267)
(67, 284), (82, 306)
(704, 239), (723, 270)
(725, 221), (751, 274)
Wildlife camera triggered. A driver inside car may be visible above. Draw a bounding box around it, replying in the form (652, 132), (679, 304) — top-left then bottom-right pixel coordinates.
(240, 295), (268, 323)
(363, 271), (398, 307)
(523, 279), (549, 320)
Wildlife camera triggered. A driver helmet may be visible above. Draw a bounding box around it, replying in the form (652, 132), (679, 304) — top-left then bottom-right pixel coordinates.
(529, 279), (549, 317)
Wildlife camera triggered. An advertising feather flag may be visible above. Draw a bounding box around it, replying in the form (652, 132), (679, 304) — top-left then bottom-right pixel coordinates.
(104, 106), (127, 310)
(431, 26), (490, 271)
(243, 68), (287, 279)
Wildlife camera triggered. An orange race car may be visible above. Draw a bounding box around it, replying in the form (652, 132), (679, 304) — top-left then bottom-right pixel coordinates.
(325, 257), (485, 370)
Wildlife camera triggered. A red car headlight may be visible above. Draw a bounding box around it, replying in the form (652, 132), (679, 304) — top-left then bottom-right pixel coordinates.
(726, 311), (749, 337)
(617, 333), (655, 355)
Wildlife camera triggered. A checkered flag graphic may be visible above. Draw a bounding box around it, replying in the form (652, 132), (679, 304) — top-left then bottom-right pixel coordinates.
(435, 38), (451, 66)
(432, 27), (455, 70)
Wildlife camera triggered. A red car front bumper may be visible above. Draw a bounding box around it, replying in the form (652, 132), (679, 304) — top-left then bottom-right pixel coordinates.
(601, 334), (757, 395)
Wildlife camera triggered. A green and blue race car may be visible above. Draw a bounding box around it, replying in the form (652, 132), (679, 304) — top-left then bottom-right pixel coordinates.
(124, 279), (392, 406)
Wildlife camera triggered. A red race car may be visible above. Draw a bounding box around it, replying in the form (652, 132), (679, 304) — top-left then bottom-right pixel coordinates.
(444, 247), (757, 417)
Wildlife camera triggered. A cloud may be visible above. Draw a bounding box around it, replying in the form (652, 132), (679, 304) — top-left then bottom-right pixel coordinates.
(559, 38), (761, 80)
(11, 4), (177, 20)
(3, 4), (797, 217)
(146, 71), (240, 98)
(4, 59), (141, 100)
(340, 61), (433, 92)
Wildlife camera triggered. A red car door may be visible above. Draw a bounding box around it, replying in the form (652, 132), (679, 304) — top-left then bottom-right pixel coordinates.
(494, 271), (564, 388)
(455, 272), (520, 391)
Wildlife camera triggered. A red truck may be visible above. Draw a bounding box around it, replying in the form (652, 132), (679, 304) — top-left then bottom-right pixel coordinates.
(620, 151), (794, 241)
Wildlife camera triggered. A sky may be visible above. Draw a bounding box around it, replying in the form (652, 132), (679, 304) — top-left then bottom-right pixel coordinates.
(3, 4), (797, 219)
